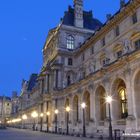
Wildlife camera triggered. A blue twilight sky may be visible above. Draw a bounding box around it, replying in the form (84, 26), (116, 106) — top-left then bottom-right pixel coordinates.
(0, 0), (128, 97)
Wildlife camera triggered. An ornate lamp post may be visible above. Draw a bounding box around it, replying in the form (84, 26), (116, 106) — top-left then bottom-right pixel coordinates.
(46, 111), (50, 132)
(31, 111), (38, 131)
(22, 114), (27, 129)
(40, 113), (44, 131)
(81, 102), (86, 137)
(106, 96), (113, 140)
(66, 106), (70, 135)
(54, 109), (59, 133)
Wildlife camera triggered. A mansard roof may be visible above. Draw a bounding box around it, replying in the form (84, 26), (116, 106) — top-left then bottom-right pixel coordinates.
(0, 96), (11, 101)
(27, 74), (38, 91)
(62, 6), (103, 30)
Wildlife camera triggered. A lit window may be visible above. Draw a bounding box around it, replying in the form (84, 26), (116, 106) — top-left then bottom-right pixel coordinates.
(119, 88), (128, 119)
(67, 35), (74, 50)
(132, 13), (137, 24)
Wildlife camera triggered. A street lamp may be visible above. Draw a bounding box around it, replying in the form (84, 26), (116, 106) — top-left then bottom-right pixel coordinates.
(40, 113), (44, 131)
(81, 102), (86, 137)
(106, 96), (113, 140)
(54, 109), (59, 133)
(66, 106), (70, 135)
(22, 114), (27, 129)
(46, 111), (50, 133)
(31, 111), (38, 131)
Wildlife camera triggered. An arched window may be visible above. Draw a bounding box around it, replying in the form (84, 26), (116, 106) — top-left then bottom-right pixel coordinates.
(119, 88), (128, 119)
(67, 35), (74, 50)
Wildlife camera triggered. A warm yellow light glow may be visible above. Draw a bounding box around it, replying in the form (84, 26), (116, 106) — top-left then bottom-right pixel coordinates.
(11, 118), (21, 123)
(55, 109), (59, 114)
(31, 111), (38, 118)
(40, 113), (44, 117)
(66, 106), (70, 112)
(22, 114), (27, 120)
(46, 111), (50, 116)
(106, 96), (112, 103)
(81, 102), (86, 109)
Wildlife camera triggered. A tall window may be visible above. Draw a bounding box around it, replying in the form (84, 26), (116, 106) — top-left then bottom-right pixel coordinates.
(135, 39), (140, 50)
(90, 46), (94, 55)
(102, 37), (106, 47)
(67, 35), (74, 50)
(82, 53), (85, 61)
(115, 25), (120, 37)
(67, 75), (71, 86)
(132, 13), (137, 24)
(68, 58), (73, 66)
(119, 88), (128, 119)
(55, 70), (59, 88)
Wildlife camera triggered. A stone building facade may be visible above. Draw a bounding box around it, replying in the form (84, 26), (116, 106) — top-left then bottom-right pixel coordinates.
(9, 0), (140, 137)
(0, 96), (12, 125)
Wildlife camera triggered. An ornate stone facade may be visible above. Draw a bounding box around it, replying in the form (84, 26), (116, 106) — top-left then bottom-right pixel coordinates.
(9, 0), (140, 137)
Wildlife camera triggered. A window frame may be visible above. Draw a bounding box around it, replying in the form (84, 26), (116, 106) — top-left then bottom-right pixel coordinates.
(66, 35), (75, 50)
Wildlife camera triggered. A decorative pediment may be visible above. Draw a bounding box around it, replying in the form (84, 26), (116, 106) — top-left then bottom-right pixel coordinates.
(130, 31), (140, 40)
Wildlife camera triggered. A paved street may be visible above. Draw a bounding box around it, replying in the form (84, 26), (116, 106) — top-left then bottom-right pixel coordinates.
(0, 128), (94, 140)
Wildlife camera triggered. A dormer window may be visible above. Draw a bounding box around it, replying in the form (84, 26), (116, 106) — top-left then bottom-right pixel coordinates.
(67, 35), (74, 50)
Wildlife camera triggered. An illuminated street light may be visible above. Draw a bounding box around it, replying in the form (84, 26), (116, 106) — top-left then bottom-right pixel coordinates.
(31, 111), (38, 118)
(40, 113), (44, 117)
(81, 102), (86, 137)
(106, 96), (113, 140)
(66, 106), (70, 135)
(54, 109), (59, 133)
(22, 114), (27, 120)
(31, 111), (38, 131)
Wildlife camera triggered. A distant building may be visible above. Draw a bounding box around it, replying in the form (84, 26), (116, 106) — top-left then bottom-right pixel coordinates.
(0, 96), (12, 124)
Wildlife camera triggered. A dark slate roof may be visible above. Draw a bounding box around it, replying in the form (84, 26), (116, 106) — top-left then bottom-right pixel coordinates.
(62, 6), (103, 30)
(27, 74), (38, 91)
(0, 96), (11, 101)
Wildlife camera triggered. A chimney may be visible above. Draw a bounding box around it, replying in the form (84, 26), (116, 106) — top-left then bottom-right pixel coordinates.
(120, 0), (125, 8)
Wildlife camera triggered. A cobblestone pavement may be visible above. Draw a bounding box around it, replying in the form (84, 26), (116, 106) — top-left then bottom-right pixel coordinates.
(0, 128), (96, 140)
(0, 128), (138, 140)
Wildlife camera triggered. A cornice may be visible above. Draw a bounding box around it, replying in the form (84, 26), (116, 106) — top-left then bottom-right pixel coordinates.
(76, 0), (140, 55)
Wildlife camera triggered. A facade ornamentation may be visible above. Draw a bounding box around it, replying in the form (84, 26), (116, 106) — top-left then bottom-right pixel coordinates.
(7, 0), (140, 137)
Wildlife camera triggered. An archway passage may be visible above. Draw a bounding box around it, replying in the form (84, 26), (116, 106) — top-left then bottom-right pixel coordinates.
(134, 71), (140, 118)
(95, 86), (106, 121)
(83, 91), (90, 123)
(73, 95), (79, 123)
(112, 79), (128, 120)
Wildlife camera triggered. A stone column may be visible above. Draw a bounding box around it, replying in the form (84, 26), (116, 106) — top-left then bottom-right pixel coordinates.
(125, 69), (136, 132)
